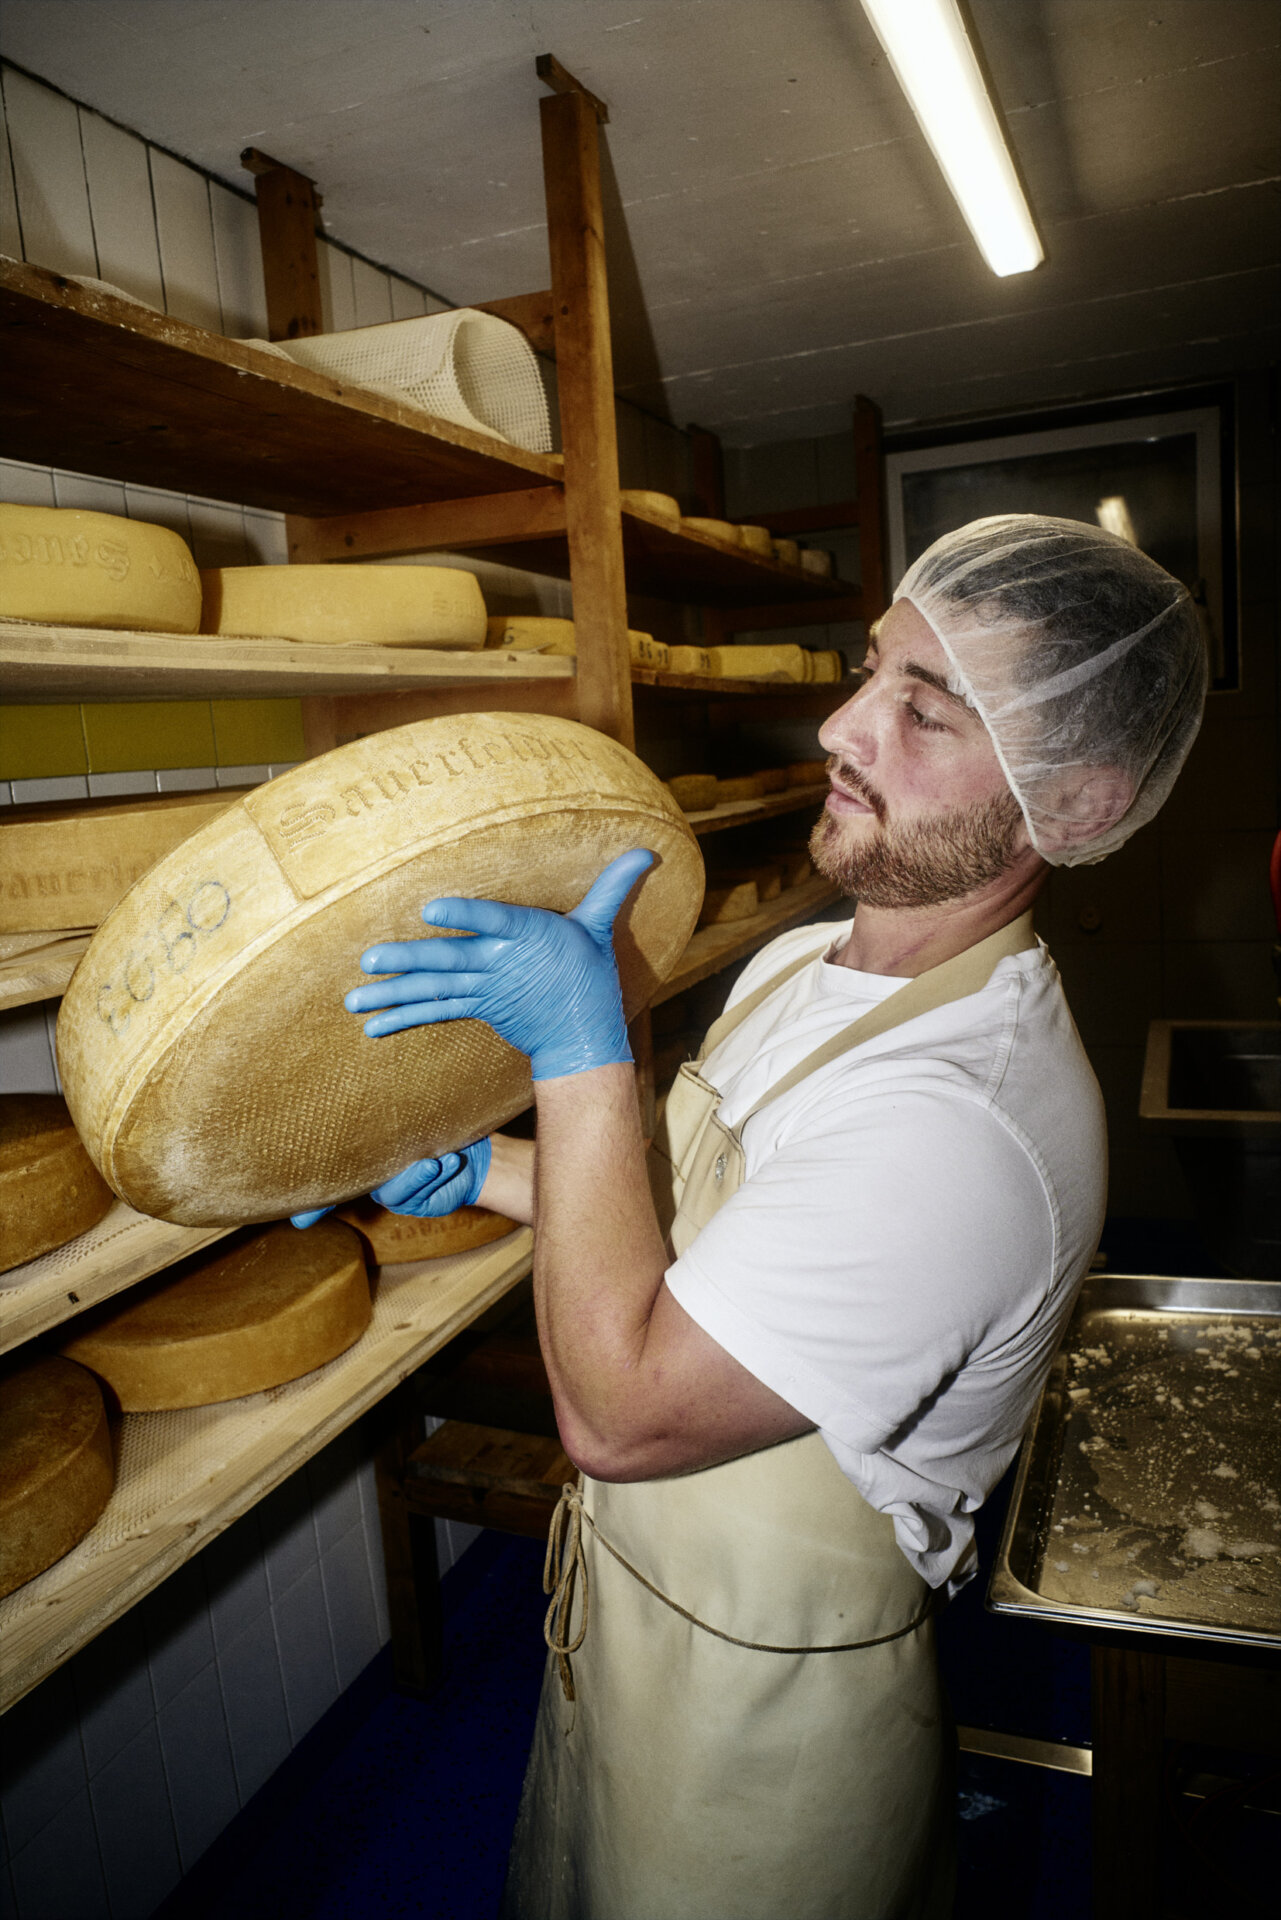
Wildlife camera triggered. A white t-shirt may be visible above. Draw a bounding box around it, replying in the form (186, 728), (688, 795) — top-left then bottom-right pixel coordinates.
(665, 917), (1107, 1592)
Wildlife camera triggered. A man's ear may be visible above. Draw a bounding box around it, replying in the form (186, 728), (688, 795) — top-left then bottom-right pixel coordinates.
(1035, 766), (1135, 854)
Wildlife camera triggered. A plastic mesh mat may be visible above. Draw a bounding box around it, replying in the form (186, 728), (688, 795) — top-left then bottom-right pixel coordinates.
(256, 310), (552, 452)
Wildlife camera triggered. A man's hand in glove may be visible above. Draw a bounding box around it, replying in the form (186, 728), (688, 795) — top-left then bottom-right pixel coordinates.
(344, 847), (654, 1082)
(290, 1137), (492, 1230)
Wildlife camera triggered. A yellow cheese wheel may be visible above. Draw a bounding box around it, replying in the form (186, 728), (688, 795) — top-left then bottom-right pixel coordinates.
(772, 538), (801, 568)
(0, 504), (201, 633)
(788, 759), (829, 787)
(775, 848), (815, 888)
(681, 517), (738, 545)
(336, 1197), (518, 1262)
(699, 880), (759, 926)
(715, 775), (767, 805)
(800, 548), (833, 577)
(628, 631), (669, 671)
(666, 774), (720, 813)
(706, 645), (808, 683)
(0, 1095), (115, 1275)
(57, 715), (705, 1227)
(715, 863), (782, 902)
(59, 1220), (371, 1410)
(0, 788), (243, 935)
(667, 646), (711, 676)
(811, 650), (844, 682)
(756, 768), (788, 794)
(736, 525), (773, 556)
(201, 565), (487, 648)
(484, 615), (576, 654)
(621, 490), (681, 526)
(0, 1356), (114, 1599)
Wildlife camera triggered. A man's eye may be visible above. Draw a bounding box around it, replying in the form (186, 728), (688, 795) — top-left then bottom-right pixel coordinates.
(907, 703), (948, 733)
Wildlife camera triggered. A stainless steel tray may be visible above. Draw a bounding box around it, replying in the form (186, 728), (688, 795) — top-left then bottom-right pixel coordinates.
(988, 1275), (1281, 1649)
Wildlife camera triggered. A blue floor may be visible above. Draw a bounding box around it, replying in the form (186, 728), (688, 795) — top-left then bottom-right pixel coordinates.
(160, 1216), (1274, 1919)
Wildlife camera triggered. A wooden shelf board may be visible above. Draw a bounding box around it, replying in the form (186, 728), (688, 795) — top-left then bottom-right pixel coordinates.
(0, 1228), (533, 1713)
(0, 934), (89, 1011)
(0, 258), (559, 516)
(0, 1201), (230, 1358)
(0, 620), (575, 703)
(683, 783), (828, 838)
(655, 875), (842, 1004)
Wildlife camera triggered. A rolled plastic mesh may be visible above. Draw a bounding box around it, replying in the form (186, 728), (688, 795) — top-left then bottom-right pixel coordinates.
(268, 310), (552, 453)
(896, 514), (1207, 867)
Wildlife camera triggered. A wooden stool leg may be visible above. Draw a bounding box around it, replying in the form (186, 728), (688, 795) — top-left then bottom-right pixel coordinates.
(373, 1389), (444, 1694)
(1091, 1642), (1166, 1920)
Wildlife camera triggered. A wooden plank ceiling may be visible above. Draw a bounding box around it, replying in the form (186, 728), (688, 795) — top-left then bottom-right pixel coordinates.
(0, 0), (1276, 441)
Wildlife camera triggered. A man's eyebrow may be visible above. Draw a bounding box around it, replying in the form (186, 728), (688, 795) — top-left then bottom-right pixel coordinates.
(902, 660), (974, 711)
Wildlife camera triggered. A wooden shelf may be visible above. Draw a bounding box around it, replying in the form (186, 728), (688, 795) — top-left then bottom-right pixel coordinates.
(0, 934), (89, 1011)
(683, 782), (827, 838)
(655, 874), (842, 1004)
(0, 1201), (229, 1358)
(0, 620), (576, 703)
(0, 1227), (533, 1713)
(0, 259), (560, 517)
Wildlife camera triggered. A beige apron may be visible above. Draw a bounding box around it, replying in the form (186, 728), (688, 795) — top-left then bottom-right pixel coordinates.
(502, 914), (1035, 1920)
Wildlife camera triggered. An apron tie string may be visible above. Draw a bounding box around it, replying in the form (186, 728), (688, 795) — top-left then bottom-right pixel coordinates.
(543, 1480), (589, 1702)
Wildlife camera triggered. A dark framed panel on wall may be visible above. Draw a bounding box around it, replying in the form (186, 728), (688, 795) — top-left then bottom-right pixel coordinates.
(885, 387), (1238, 690)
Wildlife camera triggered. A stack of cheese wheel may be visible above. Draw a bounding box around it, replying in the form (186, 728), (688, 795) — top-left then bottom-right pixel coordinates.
(484, 617), (668, 670)
(667, 646), (711, 676)
(59, 1221), (371, 1409)
(716, 861), (782, 903)
(0, 788), (244, 935)
(621, 490), (682, 527)
(736, 525), (773, 556)
(0, 1356), (115, 1598)
(666, 774), (720, 814)
(0, 504), (202, 633)
(699, 877), (759, 926)
(0, 1096), (114, 1273)
(715, 774), (766, 805)
(705, 645), (808, 683)
(57, 714), (705, 1227)
(200, 565), (488, 648)
(336, 1196), (517, 1262)
(802, 649), (844, 683)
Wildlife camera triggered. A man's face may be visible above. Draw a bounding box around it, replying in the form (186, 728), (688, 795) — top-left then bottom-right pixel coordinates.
(811, 599), (1028, 909)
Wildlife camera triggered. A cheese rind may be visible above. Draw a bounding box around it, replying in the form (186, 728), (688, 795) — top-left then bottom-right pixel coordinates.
(0, 1095), (115, 1274)
(484, 615), (576, 654)
(336, 1198), (518, 1262)
(787, 759), (828, 787)
(621, 490), (681, 525)
(698, 880), (759, 926)
(0, 1356), (114, 1599)
(736, 525), (773, 555)
(57, 715), (705, 1227)
(0, 789), (243, 935)
(201, 566), (487, 648)
(667, 647), (711, 676)
(627, 631), (669, 671)
(706, 645), (808, 683)
(681, 518), (738, 545)
(714, 775), (766, 805)
(59, 1220), (371, 1409)
(0, 505), (201, 633)
(666, 774), (720, 813)
(800, 548), (833, 577)
(772, 538), (801, 568)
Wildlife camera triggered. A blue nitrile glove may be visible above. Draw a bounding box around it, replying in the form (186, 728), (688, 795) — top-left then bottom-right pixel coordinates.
(291, 1138), (491, 1230)
(344, 848), (654, 1082)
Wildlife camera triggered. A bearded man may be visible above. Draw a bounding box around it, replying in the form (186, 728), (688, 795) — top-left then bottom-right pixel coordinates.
(309, 516), (1206, 1919)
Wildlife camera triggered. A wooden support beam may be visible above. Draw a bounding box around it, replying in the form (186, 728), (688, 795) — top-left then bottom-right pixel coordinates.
(540, 84), (633, 748)
(289, 487), (567, 563)
(536, 53), (609, 123)
(472, 290), (558, 358)
(853, 393), (888, 622)
(241, 147), (324, 343)
(1090, 1643), (1165, 1920)
(687, 424), (727, 519)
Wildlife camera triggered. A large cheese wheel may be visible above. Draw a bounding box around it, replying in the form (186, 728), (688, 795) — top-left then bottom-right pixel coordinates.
(715, 774), (767, 805)
(1, 788), (243, 935)
(200, 565), (487, 648)
(706, 645), (808, 683)
(0, 504), (201, 633)
(667, 646), (711, 676)
(699, 879), (759, 926)
(681, 517), (738, 545)
(59, 1220), (370, 1409)
(628, 631), (669, 671)
(0, 1356), (114, 1598)
(0, 1095), (114, 1274)
(621, 490), (681, 526)
(336, 1197), (517, 1262)
(485, 615), (576, 654)
(666, 774), (720, 814)
(716, 862), (782, 902)
(57, 715), (704, 1227)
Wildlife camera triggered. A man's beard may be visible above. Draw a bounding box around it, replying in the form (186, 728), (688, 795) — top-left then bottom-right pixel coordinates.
(810, 762), (1026, 909)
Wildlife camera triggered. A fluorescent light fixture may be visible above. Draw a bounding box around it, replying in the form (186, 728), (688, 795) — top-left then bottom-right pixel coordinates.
(860, 0), (1044, 276)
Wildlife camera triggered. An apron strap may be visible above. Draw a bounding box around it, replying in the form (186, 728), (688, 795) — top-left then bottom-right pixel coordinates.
(734, 908), (1037, 1130)
(696, 936), (834, 1062)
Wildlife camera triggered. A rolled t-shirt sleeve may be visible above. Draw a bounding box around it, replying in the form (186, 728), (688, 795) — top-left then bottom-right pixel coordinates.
(664, 1086), (1056, 1457)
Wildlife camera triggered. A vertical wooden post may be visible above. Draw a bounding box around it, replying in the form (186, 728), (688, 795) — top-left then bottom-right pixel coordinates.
(241, 147), (324, 343)
(853, 395), (887, 623)
(687, 424), (727, 518)
(373, 1387), (444, 1695)
(1091, 1642), (1165, 1920)
(539, 88), (634, 749)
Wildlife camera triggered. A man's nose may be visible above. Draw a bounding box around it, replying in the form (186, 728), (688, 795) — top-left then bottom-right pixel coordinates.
(819, 683), (878, 766)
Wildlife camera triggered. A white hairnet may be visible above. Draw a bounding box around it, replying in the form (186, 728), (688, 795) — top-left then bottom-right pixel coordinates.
(896, 514), (1207, 866)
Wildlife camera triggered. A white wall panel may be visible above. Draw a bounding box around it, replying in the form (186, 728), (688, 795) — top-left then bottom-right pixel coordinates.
(122, 480), (193, 545)
(50, 471), (128, 515)
(185, 497), (251, 568)
(243, 508), (289, 565)
(389, 275), (428, 320)
(2, 65), (97, 278)
(149, 147), (221, 331)
(210, 180), (268, 338)
(0, 457), (56, 506)
(317, 237), (356, 332)
(79, 110), (162, 310)
(351, 254), (393, 327)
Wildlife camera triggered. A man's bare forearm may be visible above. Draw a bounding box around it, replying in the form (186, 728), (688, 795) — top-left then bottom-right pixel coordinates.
(476, 1132), (536, 1224)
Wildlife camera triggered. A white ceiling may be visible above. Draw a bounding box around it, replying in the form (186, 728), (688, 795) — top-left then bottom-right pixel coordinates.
(2, 0), (1278, 441)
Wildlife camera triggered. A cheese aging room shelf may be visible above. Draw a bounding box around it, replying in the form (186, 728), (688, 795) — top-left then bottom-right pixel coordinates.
(0, 1227), (533, 1715)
